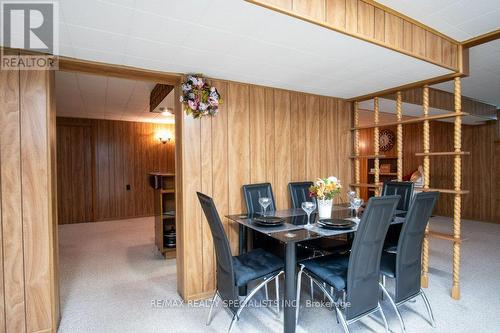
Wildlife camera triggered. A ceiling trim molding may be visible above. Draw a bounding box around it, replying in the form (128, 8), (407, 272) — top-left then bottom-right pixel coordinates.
(348, 72), (462, 102)
(462, 29), (500, 49)
(245, 0), (461, 72)
(58, 56), (182, 85)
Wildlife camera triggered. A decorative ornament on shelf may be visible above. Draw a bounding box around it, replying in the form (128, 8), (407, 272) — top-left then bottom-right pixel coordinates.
(309, 176), (342, 220)
(180, 74), (222, 118)
(379, 129), (395, 151)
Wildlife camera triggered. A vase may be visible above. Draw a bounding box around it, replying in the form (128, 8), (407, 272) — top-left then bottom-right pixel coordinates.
(317, 198), (333, 220)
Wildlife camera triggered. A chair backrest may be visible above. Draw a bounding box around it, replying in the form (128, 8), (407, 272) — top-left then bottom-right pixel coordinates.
(382, 181), (414, 211)
(242, 183), (276, 214)
(196, 192), (238, 313)
(395, 191), (438, 303)
(345, 195), (400, 320)
(288, 181), (315, 209)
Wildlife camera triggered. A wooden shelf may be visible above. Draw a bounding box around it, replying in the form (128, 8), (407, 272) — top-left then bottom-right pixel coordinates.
(427, 230), (461, 243)
(163, 248), (176, 259)
(420, 188), (470, 194)
(350, 155), (386, 159)
(350, 183), (383, 188)
(369, 172), (397, 176)
(415, 151), (470, 156)
(351, 112), (470, 130)
(161, 189), (175, 194)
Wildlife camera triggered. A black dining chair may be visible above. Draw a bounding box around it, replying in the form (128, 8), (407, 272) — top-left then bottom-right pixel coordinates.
(288, 181), (315, 208)
(197, 192), (284, 333)
(242, 183), (277, 214)
(289, 181), (350, 298)
(379, 191), (439, 332)
(295, 195), (400, 332)
(382, 181), (414, 250)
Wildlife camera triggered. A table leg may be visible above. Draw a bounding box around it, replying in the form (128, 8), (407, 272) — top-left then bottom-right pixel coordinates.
(284, 242), (297, 333)
(239, 224), (247, 296)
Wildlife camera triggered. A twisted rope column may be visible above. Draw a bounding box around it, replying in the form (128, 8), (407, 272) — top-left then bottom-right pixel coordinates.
(354, 101), (360, 197)
(421, 85), (430, 288)
(452, 77), (462, 300)
(396, 91), (403, 182)
(373, 97), (380, 196)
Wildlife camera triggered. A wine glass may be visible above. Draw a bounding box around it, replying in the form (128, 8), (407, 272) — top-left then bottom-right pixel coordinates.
(258, 197), (271, 216)
(352, 198), (364, 222)
(347, 190), (356, 209)
(301, 201), (316, 229)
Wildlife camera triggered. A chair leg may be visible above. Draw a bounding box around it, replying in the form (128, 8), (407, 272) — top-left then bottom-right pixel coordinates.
(420, 289), (436, 327)
(228, 313), (238, 333)
(381, 275), (386, 300)
(265, 284), (269, 300)
(335, 306), (350, 333)
(207, 291), (219, 326)
(275, 274), (280, 317)
(378, 304), (389, 333)
(379, 282), (405, 332)
(296, 266), (304, 324)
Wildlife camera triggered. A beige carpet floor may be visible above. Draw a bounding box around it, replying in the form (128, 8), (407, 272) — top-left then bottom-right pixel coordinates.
(58, 216), (500, 333)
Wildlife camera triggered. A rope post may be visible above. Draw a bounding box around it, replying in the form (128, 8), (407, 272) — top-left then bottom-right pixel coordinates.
(396, 91), (403, 182)
(452, 77), (462, 300)
(373, 97), (380, 196)
(421, 85), (430, 288)
(354, 101), (360, 197)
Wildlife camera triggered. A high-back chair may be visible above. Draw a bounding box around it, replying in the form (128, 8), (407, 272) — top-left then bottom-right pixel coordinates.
(288, 181), (315, 209)
(382, 181), (414, 211)
(197, 192), (284, 333)
(296, 195), (400, 332)
(382, 181), (415, 249)
(242, 183), (276, 214)
(379, 191), (439, 332)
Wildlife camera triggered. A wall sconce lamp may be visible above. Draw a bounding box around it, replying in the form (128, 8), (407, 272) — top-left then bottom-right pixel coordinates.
(157, 130), (173, 144)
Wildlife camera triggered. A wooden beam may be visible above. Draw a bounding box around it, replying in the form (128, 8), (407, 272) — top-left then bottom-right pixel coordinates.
(350, 112), (470, 130)
(462, 28), (500, 48)
(415, 151), (470, 156)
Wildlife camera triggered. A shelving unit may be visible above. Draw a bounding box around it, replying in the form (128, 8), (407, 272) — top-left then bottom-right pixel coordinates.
(352, 79), (468, 300)
(150, 173), (176, 259)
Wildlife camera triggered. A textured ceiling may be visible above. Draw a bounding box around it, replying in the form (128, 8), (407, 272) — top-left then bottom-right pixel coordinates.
(51, 0), (451, 99)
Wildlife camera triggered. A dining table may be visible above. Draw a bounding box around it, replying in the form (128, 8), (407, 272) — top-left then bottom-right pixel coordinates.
(226, 203), (406, 333)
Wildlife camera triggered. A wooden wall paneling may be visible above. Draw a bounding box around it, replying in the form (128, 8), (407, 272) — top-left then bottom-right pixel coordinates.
(0, 60), (27, 333)
(357, 1), (374, 38)
(227, 83), (250, 253)
(319, 97), (330, 177)
(20, 69), (52, 332)
(267, 0), (292, 10)
(337, 101), (352, 202)
(97, 120), (110, 220)
(123, 121), (135, 218)
(373, 7), (385, 42)
(273, 89), (291, 210)
(326, 99), (339, 199)
(426, 31), (443, 64)
(200, 114), (215, 292)
(326, 0), (346, 30)
(305, 95), (320, 181)
(249, 86), (267, 183)
(493, 141), (500, 222)
(265, 88), (276, 187)
(210, 80), (230, 237)
(290, 93), (307, 182)
(412, 25), (426, 57)
(403, 20), (412, 52)
(293, 0), (325, 21)
(182, 112), (203, 296)
(345, 0), (358, 33)
(384, 12), (404, 49)
(442, 39), (457, 69)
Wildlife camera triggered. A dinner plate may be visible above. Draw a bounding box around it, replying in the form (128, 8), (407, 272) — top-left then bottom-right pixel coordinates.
(318, 218), (352, 226)
(317, 220), (356, 230)
(253, 216), (285, 227)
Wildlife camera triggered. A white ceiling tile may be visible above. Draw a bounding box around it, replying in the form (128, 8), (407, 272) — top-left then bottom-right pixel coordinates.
(67, 24), (128, 55)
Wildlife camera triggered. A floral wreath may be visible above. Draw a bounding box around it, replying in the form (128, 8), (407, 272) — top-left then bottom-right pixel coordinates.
(180, 74), (222, 118)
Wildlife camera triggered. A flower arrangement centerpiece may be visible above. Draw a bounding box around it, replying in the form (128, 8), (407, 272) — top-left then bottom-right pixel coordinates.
(309, 176), (342, 219)
(180, 74), (222, 118)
